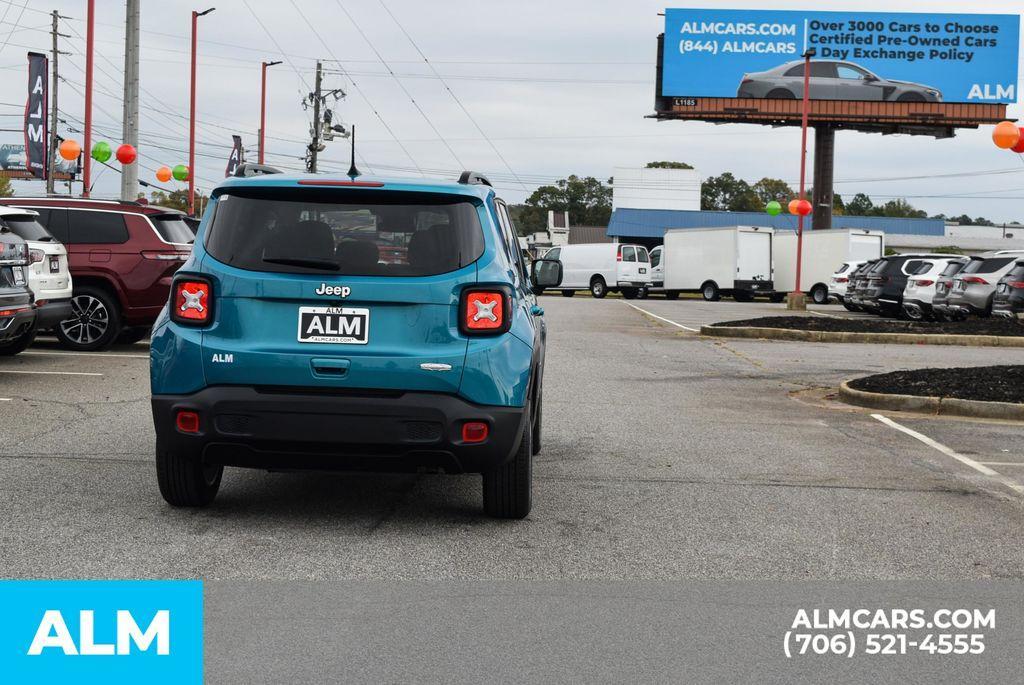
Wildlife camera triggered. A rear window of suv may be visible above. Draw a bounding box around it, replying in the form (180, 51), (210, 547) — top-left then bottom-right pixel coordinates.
(962, 257), (1015, 274)
(205, 189), (485, 276)
(150, 213), (194, 244)
(940, 261), (966, 277)
(1, 214), (52, 241)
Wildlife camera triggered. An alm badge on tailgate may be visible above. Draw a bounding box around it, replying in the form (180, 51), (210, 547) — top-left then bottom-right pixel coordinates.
(297, 306), (369, 344)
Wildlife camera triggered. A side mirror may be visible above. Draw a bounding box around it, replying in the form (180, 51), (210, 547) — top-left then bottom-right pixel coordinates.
(863, 74), (878, 82)
(530, 258), (563, 288)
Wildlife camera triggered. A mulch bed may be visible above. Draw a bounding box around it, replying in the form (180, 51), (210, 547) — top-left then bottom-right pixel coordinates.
(714, 316), (1024, 337)
(848, 366), (1024, 404)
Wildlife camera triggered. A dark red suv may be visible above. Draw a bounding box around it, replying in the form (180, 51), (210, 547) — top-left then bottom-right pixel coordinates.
(0, 198), (193, 350)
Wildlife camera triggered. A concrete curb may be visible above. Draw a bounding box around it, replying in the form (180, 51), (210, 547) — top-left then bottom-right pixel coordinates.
(838, 381), (1024, 421)
(700, 325), (1024, 348)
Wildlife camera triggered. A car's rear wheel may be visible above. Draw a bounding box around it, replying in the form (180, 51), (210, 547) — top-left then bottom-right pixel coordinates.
(156, 440), (223, 507)
(810, 285), (829, 305)
(904, 305), (924, 321)
(55, 286), (121, 351)
(590, 277), (607, 299)
(482, 408), (532, 519)
(766, 88), (796, 99)
(0, 323), (36, 356)
(701, 282), (721, 302)
(560, 290), (576, 298)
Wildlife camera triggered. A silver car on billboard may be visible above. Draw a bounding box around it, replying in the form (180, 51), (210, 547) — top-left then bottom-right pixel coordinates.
(737, 60), (942, 102)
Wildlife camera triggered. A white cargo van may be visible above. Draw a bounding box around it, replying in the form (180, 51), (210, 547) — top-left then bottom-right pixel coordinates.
(651, 226), (774, 301)
(774, 229), (884, 304)
(542, 243), (651, 298)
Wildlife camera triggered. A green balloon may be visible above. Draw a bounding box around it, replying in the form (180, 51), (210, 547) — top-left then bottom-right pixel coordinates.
(91, 141), (112, 163)
(172, 164), (189, 182)
(765, 200), (782, 216)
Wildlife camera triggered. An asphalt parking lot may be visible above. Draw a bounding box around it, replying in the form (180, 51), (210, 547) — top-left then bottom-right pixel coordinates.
(2, 297), (1024, 580)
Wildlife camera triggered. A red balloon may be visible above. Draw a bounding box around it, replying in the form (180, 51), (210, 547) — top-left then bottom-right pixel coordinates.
(116, 144), (137, 165)
(1012, 128), (1024, 154)
(789, 198), (812, 216)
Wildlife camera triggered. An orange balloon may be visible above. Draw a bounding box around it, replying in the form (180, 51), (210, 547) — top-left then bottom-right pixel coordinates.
(788, 199), (801, 215)
(58, 139), (81, 161)
(156, 166), (172, 182)
(993, 121), (1020, 149)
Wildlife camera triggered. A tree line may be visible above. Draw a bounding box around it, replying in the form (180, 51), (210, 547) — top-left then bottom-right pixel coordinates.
(509, 162), (1016, 234)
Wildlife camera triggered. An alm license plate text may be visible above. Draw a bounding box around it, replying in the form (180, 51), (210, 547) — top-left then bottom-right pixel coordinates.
(297, 306), (369, 344)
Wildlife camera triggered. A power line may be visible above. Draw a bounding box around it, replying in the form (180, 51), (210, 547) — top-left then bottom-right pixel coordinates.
(375, 0), (526, 190)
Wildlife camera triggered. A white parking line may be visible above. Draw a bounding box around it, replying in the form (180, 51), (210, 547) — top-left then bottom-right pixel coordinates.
(809, 310), (839, 319)
(0, 370), (103, 377)
(979, 462), (1024, 467)
(21, 351), (149, 360)
(0, 398), (11, 401)
(872, 413), (1024, 495)
(623, 302), (700, 332)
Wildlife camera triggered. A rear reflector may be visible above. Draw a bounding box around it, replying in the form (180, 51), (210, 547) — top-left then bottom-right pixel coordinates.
(176, 410), (200, 434)
(0, 306), (30, 317)
(171, 277), (212, 325)
(462, 422), (489, 443)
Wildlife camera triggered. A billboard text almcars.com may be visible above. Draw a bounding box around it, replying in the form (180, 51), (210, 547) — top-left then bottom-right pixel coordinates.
(662, 9), (1020, 103)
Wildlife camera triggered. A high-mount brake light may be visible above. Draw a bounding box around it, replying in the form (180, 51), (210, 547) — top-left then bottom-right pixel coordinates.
(460, 289), (511, 335)
(171, 277), (213, 325)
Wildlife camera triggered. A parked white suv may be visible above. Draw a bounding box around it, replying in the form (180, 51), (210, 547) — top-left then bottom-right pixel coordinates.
(828, 260), (866, 304)
(902, 257), (967, 321)
(0, 207), (72, 353)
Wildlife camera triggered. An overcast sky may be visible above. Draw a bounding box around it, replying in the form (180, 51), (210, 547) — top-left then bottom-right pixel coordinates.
(1, 0), (1022, 221)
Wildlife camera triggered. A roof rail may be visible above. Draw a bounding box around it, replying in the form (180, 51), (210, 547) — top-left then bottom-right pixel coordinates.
(234, 163), (283, 178)
(458, 171), (492, 187)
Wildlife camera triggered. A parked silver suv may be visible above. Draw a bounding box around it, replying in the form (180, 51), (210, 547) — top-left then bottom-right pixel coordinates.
(944, 250), (1024, 317)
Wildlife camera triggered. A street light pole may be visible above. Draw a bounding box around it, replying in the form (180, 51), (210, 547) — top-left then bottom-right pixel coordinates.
(82, 0), (94, 197)
(259, 60), (282, 165)
(189, 7), (215, 216)
(790, 47), (815, 310)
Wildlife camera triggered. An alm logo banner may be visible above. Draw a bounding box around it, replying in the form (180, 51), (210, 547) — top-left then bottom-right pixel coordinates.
(0, 580), (202, 684)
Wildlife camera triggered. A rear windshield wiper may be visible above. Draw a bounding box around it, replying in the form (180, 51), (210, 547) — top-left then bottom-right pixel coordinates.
(262, 256), (339, 271)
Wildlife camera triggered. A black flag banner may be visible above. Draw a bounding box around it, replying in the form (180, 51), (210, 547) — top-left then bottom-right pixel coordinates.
(225, 135), (244, 177)
(24, 52), (48, 180)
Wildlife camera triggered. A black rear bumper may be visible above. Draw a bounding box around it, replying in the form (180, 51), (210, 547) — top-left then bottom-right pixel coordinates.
(151, 386), (528, 475)
(34, 298), (73, 329)
(0, 291), (34, 343)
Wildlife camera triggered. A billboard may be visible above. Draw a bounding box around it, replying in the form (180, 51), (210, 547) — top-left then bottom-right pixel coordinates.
(25, 52), (48, 179)
(662, 9), (1020, 104)
(0, 143), (76, 179)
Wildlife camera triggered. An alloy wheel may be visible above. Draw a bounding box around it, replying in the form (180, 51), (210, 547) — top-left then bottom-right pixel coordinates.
(60, 295), (110, 345)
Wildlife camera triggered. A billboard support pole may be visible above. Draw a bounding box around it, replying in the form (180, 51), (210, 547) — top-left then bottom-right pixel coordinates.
(788, 48), (815, 311)
(82, 0), (94, 197)
(812, 125), (835, 230)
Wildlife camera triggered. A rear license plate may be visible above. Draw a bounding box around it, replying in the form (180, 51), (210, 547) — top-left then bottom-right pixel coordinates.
(49, 257), (60, 273)
(12, 266), (24, 286)
(955, 280), (965, 291)
(297, 306), (369, 344)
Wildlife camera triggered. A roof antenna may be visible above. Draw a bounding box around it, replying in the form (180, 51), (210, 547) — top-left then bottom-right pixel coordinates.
(347, 124), (360, 178)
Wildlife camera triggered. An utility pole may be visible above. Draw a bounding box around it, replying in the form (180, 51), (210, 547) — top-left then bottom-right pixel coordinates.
(46, 10), (61, 196)
(82, 0), (94, 197)
(307, 61), (323, 173)
(120, 0), (139, 201)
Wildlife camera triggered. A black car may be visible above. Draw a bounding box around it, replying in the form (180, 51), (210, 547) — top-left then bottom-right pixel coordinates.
(844, 259), (879, 311)
(0, 230), (36, 354)
(993, 259), (1024, 319)
(860, 254), (949, 317)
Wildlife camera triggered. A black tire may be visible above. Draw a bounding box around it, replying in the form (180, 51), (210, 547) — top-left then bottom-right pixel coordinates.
(664, 291), (680, 300)
(897, 92), (925, 102)
(842, 300), (858, 312)
(636, 287), (648, 300)
(904, 305), (924, 321)
(55, 286), (122, 351)
(621, 287), (638, 300)
(560, 290), (576, 298)
(810, 285), (829, 305)
(0, 323), (36, 356)
(701, 282), (721, 302)
(766, 88), (796, 99)
(590, 277), (607, 299)
(156, 440), (223, 507)
(482, 408), (532, 519)
(117, 326), (151, 345)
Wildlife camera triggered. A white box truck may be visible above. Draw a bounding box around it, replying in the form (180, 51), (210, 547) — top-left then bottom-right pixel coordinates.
(774, 229), (885, 304)
(652, 226), (774, 301)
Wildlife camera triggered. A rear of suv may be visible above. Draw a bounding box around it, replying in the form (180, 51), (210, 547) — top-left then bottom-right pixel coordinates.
(150, 167), (561, 519)
(859, 254), (948, 317)
(0, 198), (193, 350)
(993, 259), (1024, 319)
(0, 230), (35, 354)
(0, 207), (72, 354)
(944, 251), (1024, 318)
